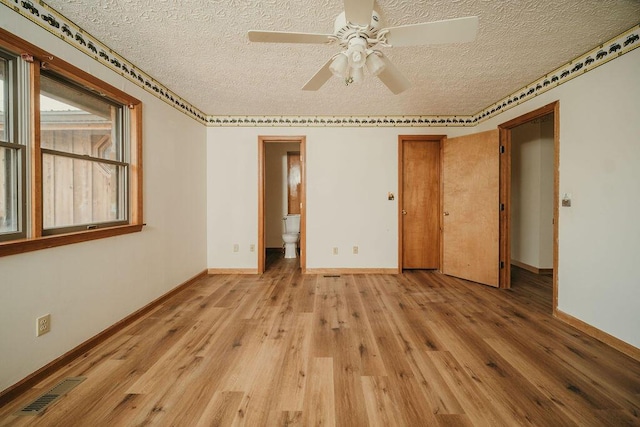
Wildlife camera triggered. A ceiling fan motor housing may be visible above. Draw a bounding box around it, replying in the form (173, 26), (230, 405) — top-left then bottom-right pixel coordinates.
(333, 10), (382, 48)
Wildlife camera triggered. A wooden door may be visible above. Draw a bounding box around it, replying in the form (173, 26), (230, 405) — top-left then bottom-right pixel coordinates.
(442, 130), (500, 287)
(400, 138), (441, 269)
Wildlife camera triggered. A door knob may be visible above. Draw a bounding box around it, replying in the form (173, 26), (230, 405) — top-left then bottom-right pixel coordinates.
(402, 210), (407, 215)
(443, 211), (450, 216)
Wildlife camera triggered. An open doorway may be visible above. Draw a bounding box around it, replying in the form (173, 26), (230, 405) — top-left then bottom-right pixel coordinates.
(258, 136), (306, 273)
(510, 114), (554, 275)
(499, 101), (559, 313)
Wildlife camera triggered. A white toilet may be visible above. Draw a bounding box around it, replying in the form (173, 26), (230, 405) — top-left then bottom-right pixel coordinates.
(282, 214), (300, 259)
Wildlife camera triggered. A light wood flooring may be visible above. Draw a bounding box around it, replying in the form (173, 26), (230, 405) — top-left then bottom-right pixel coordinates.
(1, 253), (639, 426)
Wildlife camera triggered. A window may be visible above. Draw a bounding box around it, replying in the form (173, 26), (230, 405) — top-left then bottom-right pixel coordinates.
(40, 72), (129, 234)
(0, 49), (25, 242)
(0, 29), (142, 256)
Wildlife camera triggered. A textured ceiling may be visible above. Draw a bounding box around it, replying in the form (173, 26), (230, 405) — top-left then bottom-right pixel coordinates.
(40, 0), (640, 117)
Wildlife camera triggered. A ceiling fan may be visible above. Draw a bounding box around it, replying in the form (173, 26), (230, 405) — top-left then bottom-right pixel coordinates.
(248, 0), (478, 94)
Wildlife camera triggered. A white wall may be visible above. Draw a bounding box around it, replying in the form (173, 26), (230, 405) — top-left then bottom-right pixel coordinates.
(206, 127), (469, 270)
(0, 12), (207, 391)
(265, 142), (300, 248)
(475, 48), (640, 348)
(511, 115), (554, 269)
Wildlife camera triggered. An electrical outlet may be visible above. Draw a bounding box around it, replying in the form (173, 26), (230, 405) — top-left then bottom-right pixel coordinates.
(332, 247), (338, 255)
(37, 314), (51, 337)
(353, 246), (358, 254)
(233, 244), (239, 252)
(249, 244), (255, 252)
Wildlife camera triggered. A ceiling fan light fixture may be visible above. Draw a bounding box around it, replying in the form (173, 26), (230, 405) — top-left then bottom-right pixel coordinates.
(330, 53), (349, 78)
(365, 52), (386, 76)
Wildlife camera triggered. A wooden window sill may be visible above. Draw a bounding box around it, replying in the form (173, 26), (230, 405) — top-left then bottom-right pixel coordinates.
(0, 224), (144, 258)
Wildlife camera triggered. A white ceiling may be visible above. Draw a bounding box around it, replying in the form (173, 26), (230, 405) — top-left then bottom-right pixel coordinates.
(41, 0), (640, 117)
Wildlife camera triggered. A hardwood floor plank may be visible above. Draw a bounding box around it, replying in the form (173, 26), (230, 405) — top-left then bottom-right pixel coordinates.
(301, 357), (335, 427)
(359, 275), (439, 426)
(274, 313), (313, 411)
(365, 275), (465, 415)
(195, 391), (244, 427)
(428, 304), (577, 426)
(312, 276), (370, 425)
(295, 273), (317, 313)
(435, 413), (475, 427)
(361, 376), (404, 427)
(230, 329), (292, 425)
(484, 336), (624, 424)
(342, 276), (387, 377)
(427, 350), (509, 426)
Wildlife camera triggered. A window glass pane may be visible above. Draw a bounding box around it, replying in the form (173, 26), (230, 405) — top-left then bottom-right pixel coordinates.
(40, 74), (121, 161)
(0, 146), (18, 234)
(42, 153), (125, 229)
(0, 57), (7, 142)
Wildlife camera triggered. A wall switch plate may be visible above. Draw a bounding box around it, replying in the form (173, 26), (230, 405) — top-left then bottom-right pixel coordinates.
(233, 244), (239, 252)
(37, 314), (51, 337)
(353, 246), (358, 254)
(333, 247), (338, 255)
(249, 244), (255, 252)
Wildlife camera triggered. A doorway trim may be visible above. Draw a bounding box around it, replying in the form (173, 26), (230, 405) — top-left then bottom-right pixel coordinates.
(498, 101), (559, 314)
(258, 136), (306, 274)
(398, 135), (446, 272)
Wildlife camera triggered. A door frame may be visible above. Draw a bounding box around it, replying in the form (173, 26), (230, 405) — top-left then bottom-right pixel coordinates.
(498, 101), (559, 313)
(258, 136), (306, 274)
(398, 135), (446, 272)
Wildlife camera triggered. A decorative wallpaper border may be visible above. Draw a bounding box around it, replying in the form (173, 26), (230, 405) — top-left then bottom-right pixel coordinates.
(206, 115), (474, 127)
(2, 0), (638, 127)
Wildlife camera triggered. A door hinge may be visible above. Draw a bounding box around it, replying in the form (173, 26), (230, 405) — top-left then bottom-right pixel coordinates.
(500, 203), (505, 211)
(500, 261), (505, 269)
(500, 145), (505, 154)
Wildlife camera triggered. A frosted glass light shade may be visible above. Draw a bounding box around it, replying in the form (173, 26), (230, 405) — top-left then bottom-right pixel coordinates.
(366, 53), (386, 76)
(350, 66), (364, 83)
(330, 54), (349, 78)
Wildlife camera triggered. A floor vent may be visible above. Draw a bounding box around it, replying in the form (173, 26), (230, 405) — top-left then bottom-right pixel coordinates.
(15, 377), (86, 416)
(323, 275), (341, 278)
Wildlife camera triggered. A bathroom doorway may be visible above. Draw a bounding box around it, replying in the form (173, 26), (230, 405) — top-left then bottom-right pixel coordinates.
(258, 136), (306, 273)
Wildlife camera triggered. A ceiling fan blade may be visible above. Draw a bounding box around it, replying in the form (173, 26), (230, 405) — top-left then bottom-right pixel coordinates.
(302, 58), (335, 91)
(377, 55), (411, 94)
(344, 0), (374, 26)
(384, 16), (479, 47)
(248, 30), (333, 44)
